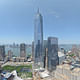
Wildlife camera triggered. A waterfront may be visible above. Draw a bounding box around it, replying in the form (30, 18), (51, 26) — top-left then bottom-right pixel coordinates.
(4, 44), (80, 57)
(5, 46), (32, 57)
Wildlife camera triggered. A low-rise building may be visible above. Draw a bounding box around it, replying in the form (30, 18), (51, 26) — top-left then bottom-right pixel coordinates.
(13, 57), (26, 62)
(58, 52), (66, 64)
(55, 64), (80, 80)
(1, 70), (23, 80)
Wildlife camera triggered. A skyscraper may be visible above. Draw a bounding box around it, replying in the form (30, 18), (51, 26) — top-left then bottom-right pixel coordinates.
(43, 40), (48, 68)
(0, 45), (5, 61)
(8, 50), (13, 60)
(20, 43), (26, 58)
(47, 37), (59, 71)
(34, 9), (43, 68)
(32, 41), (34, 61)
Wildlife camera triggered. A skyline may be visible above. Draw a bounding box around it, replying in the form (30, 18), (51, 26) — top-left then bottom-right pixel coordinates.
(0, 0), (80, 44)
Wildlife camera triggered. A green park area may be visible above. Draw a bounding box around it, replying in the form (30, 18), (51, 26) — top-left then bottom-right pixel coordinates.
(69, 54), (75, 57)
(2, 64), (32, 78)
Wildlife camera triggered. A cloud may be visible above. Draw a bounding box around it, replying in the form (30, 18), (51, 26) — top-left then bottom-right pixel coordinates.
(55, 15), (59, 18)
(48, 10), (60, 18)
(49, 11), (56, 14)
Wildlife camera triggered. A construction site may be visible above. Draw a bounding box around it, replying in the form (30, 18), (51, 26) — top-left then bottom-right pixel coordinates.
(32, 69), (57, 80)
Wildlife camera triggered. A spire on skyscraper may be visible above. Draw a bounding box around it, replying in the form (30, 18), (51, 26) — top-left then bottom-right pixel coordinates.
(34, 9), (43, 68)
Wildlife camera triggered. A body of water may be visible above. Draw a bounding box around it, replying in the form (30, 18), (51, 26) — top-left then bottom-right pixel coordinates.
(5, 46), (32, 57)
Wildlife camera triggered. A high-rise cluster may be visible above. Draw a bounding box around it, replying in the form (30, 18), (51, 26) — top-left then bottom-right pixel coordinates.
(33, 9), (59, 71)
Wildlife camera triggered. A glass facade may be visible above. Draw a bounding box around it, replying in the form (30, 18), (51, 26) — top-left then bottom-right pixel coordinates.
(48, 37), (59, 71)
(34, 9), (43, 68)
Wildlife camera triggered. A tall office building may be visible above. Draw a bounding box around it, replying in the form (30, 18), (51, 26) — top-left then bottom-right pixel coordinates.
(0, 45), (5, 61)
(32, 41), (34, 61)
(47, 37), (59, 71)
(20, 43), (26, 58)
(8, 50), (13, 60)
(43, 40), (48, 68)
(34, 9), (43, 68)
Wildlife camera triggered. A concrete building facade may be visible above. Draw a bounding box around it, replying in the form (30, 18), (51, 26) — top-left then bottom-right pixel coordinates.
(20, 43), (26, 58)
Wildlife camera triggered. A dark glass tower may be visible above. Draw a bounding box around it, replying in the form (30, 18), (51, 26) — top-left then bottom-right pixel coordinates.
(48, 37), (59, 71)
(34, 9), (43, 68)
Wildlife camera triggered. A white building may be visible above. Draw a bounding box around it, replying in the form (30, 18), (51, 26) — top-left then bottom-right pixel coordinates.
(58, 52), (66, 64)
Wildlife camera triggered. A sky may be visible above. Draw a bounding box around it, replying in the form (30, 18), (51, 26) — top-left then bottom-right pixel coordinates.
(0, 0), (80, 44)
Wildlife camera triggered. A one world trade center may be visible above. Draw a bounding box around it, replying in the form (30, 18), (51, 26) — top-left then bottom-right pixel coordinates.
(34, 9), (44, 68)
